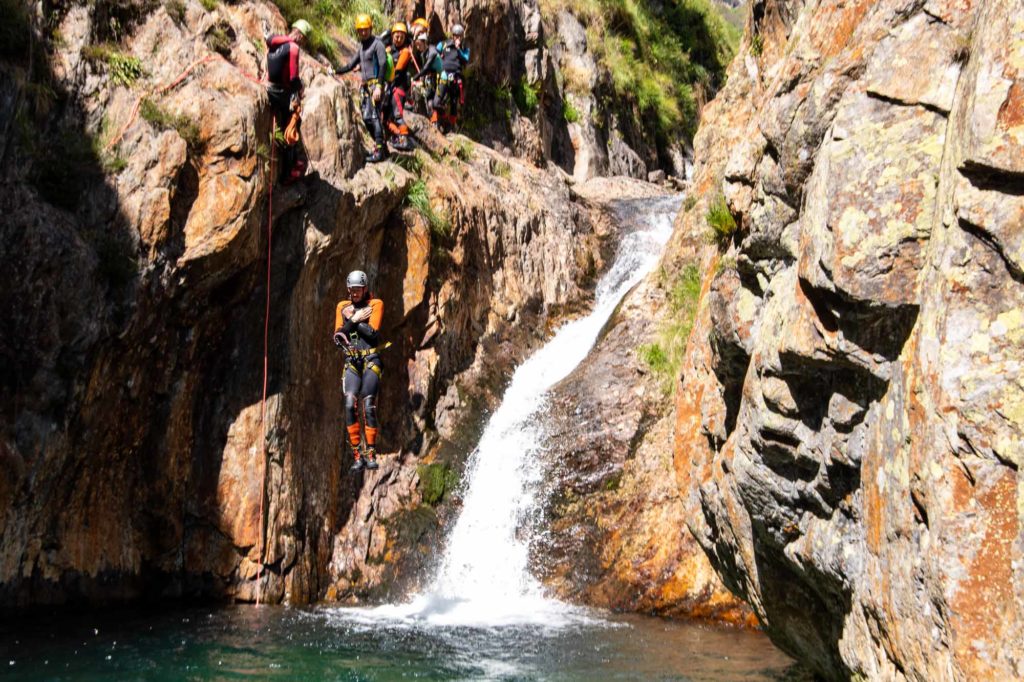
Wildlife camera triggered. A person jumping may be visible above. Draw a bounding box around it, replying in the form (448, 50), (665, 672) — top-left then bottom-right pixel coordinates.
(333, 270), (385, 471)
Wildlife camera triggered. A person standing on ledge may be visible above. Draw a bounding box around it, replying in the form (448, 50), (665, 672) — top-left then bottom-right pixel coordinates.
(333, 271), (385, 471)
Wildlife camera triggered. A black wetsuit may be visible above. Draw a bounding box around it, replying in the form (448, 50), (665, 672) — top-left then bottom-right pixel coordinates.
(266, 34), (303, 179)
(338, 35), (389, 151)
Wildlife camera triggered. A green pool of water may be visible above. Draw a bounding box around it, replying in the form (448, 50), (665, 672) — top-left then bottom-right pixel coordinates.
(1, 604), (806, 681)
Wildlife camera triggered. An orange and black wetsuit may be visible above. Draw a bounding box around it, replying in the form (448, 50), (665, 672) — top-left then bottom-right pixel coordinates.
(334, 297), (385, 458)
(386, 45), (414, 137)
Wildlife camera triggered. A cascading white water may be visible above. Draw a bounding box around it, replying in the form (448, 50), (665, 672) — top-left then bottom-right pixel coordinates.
(336, 196), (680, 628)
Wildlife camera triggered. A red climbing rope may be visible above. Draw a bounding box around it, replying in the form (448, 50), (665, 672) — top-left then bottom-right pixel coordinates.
(255, 134), (275, 607)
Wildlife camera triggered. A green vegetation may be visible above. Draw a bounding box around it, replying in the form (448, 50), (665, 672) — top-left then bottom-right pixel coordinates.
(392, 149), (426, 176)
(406, 179), (450, 237)
(199, 0), (218, 11)
(540, 0), (740, 140)
(638, 264), (702, 392)
(271, 0), (387, 65)
(490, 158), (512, 179)
(682, 194), (697, 212)
(705, 194), (738, 247)
(165, 0), (186, 24)
(140, 98), (203, 151)
(563, 98), (581, 123)
(83, 44), (145, 87)
(750, 33), (763, 57)
(454, 137), (474, 162)
(417, 463), (459, 506)
(513, 76), (541, 116)
(205, 23), (233, 55)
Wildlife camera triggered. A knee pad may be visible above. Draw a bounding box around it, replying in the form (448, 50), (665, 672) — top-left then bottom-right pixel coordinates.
(361, 395), (378, 426)
(344, 393), (359, 421)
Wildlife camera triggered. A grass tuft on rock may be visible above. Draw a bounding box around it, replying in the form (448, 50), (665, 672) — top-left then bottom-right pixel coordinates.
(705, 194), (738, 248)
(140, 98), (203, 151)
(639, 264), (702, 393)
(406, 179), (450, 237)
(82, 44), (145, 87)
(513, 76), (541, 116)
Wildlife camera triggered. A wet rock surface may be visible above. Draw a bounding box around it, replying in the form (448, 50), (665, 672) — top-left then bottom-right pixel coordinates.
(672, 0), (1024, 678)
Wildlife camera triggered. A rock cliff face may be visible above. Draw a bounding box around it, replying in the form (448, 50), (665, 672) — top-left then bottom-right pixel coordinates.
(0, 0), (607, 606)
(673, 0), (1024, 678)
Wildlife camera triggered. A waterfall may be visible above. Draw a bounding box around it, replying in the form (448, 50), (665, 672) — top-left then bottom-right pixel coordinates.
(337, 196), (680, 628)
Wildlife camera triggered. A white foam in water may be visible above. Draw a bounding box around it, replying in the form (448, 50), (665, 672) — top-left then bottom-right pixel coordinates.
(330, 196), (680, 630)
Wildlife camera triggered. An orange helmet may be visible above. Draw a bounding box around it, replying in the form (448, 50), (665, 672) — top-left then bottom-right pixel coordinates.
(354, 14), (372, 30)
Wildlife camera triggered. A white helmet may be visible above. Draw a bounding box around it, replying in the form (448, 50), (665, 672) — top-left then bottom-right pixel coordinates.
(346, 270), (368, 288)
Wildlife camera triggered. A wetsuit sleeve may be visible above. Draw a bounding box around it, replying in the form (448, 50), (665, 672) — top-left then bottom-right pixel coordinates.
(395, 48), (411, 72)
(337, 52), (360, 74)
(353, 299), (383, 345)
(372, 39), (387, 79)
(368, 299), (384, 330)
(287, 42), (303, 92)
(413, 48), (437, 80)
(459, 47), (469, 64)
(268, 34), (289, 48)
(335, 300), (352, 332)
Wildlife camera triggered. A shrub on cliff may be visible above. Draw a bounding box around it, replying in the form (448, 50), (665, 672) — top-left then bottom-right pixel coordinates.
(639, 264), (702, 393)
(541, 0), (740, 140)
(705, 194), (738, 247)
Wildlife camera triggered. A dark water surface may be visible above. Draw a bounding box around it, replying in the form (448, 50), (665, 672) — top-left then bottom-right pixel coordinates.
(0, 604), (805, 681)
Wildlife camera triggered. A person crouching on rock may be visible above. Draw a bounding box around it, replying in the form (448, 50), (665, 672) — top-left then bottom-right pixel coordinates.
(265, 19), (310, 182)
(385, 22), (415, 152)
(333, 270), (385, 471)
(336, 14), (390, 163)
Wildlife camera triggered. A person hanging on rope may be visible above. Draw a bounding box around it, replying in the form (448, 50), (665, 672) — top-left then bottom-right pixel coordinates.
(333, 270), (386, 471)
(336, 14), (391, 163)
(265, 19), (311, 182)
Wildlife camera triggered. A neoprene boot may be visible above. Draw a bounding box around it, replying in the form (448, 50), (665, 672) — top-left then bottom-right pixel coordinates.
(366, 146), (388, 163)
(364, 447), (379, 470)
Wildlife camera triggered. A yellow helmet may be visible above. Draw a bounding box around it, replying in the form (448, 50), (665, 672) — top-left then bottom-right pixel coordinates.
(354, 14), (373, 30)
(412, 18), (429, 31)
(391, 21), (408, 35)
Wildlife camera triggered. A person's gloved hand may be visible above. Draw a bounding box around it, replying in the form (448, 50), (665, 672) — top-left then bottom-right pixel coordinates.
(372, 84), (383, 104)
(341, 304), (355, 320)
(351, 307), (373, 323)
(333, 331), (348, 347)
